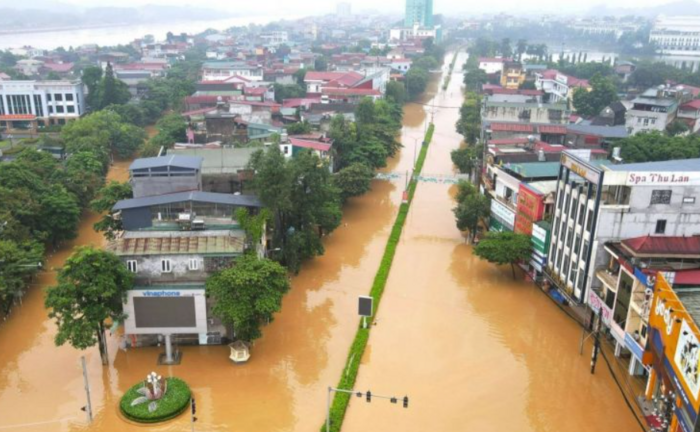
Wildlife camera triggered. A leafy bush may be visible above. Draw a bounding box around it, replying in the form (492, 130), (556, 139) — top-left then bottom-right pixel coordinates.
(120, 377), (191, 423)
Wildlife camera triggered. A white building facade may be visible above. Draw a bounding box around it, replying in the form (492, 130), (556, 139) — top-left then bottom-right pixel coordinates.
(546, 152), (700, 304)
(0, 79), (85, 130)
(650, 16), (700, 56)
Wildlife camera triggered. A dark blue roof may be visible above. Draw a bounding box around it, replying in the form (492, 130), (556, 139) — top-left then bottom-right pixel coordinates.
(113, 191), (262, 211)
(129, 155), (203, 171)
(567, 124), (628, 139)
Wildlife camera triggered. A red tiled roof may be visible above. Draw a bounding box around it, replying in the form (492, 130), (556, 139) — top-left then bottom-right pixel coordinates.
(539, 125), (567, 134)
(622, 235), (700, 256)
(288, 137), (331, 152)
(681, 99), (700, 111)
(305, 71), (351, 82)
(489, 87), (543, 96)
(244, 87), (267, 95)
(0, 114), (36, 120)
(43, 62), (74, 72)
(539, 69), (589, 87)
(490, 123), (534, 133)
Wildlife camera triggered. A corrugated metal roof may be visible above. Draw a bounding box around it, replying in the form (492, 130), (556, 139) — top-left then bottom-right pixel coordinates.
(607, 158), (700, 172)
(113, 191), (262, 211)
(111, 231), (245, 256)
(130, 155), (203, 171)
(566, 124), (628, 139)
(506, 162), (561, 178)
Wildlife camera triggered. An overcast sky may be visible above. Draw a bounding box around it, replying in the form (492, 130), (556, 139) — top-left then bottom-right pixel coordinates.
(0, 0), (689, 16)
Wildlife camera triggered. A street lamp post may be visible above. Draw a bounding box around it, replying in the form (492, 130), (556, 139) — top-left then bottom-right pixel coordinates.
(325, 386), (409, 432)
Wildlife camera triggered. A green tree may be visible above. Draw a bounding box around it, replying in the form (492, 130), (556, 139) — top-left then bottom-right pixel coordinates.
(46, 71), (61, 80)
(62, 151), (106, 207)
(666, 120), (690, 137)
(294, 68), (309, 86)
(61, 110), (146, 162)
(0, 240), (43, 317)
(90, 181), (133, 240)
(97, 63), (130, 109)
(45, 247), (134, 365)
(500, 38), (512, 58)
(286, 121), (312, 135)
(235, 208), (270, 252)
(206, 254), (290, 342)
(464, 68), (488, 92)
(473, 232), (532, 279)
(455, 93), (482, 144)
(38, 185), (81, 246)
(405, 67), (429, 99)
(451, 145), (482, 176)
(273, 83), (306, 103)
(81, 66), (103, 110)
(148, 113), (188, 150)
(516, 39), (528, 61)
(616, 132), (700, 162)
(572, 73), (618, 117)
(250, 147), (341, 273)
(333, 163), (374, 202)
(314, 56), (328, 71)
(385, 81), (407, 105)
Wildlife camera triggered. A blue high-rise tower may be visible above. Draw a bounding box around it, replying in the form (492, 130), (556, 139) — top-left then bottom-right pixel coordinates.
(404, 0), (433, 27)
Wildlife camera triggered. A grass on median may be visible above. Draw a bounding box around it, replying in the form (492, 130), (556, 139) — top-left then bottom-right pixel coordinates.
(322, 122), (435, 432)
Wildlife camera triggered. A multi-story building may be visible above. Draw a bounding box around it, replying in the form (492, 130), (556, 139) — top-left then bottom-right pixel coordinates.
(595, 235), (700, 379)
(625, 85), (692, 135)
(481, 97), (570, 125)
(478, 57), (508, 75)
(404, 0), (433, 27)
(650, 16), (700, 56)
(534, 69), (590, 103)
(500, 62), (526, 90)
(0, 79), (85, 131)
(545, 152), (700, 304)
(201, 62), (264, 82)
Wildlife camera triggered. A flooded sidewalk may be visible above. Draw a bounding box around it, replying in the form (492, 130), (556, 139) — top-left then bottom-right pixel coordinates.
(341, 53), (642, 432)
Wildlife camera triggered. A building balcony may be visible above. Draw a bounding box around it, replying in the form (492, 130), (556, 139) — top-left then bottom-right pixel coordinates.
(595, 266), (619, 290)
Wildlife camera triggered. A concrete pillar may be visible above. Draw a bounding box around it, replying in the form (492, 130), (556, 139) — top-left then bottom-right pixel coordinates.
(164, 334), (173, 363)
(614, 341), (622, 357)
(645, 368), (657, 400)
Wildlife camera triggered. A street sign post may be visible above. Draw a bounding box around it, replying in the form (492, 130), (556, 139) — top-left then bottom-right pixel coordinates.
(358, 296), (373, 329)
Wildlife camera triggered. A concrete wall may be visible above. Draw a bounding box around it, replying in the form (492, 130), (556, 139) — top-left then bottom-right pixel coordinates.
(131, 173), (201, 198)
(123, 254), (236, 284)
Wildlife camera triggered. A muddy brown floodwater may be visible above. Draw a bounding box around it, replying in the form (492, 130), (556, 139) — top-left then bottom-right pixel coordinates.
(0, 53), (639, 432)
(342, 53), (641, 432)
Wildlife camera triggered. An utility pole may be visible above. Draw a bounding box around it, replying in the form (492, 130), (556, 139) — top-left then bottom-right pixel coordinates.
(80, 356), (93, 423)
(326, 387), (409, 432)
(190, 397), (197, 432)
(590, 313), (601, 374)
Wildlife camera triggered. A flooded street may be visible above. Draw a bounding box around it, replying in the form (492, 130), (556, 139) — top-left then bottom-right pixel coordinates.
(0, 137), (404, 428)
(0, 52), (639, 432)
(342, 53), (641, 432)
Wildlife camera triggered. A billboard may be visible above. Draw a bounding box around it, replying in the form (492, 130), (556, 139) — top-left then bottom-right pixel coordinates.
(490, 199), (516, 231)
(124, 288), (208, 335)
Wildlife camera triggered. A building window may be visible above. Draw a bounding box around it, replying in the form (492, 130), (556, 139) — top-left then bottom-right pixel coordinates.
(127, 260), (138, 273)
(655, 219), (667, 234)
(56, 105), (64, 113)
(582, 240), (589, 258)
(567, 228), (573, 247)
(161, 259), (172, 273)
(46, 93), (52, 101)
(54, 93), (63, 101)
(189, 259), (199, 271)
(574, 235), (581, 253)
(683, 196), (696, 204)
(67, 106), (75, 113)
(651, 190), (672, 205)
(578, 203), (585, 225)
(65, 93), (74, 101)
(33, 95), (43, 117)
(563, 255), (570, 277)
(586, 209), (594, 232)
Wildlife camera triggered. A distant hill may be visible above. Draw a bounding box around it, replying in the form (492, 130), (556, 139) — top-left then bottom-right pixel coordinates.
(587, 0), (700, 18)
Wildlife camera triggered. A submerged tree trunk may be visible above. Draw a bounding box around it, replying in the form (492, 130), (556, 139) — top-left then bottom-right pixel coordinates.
(510, 263), (516, 280)
(97, 323), (109, 365)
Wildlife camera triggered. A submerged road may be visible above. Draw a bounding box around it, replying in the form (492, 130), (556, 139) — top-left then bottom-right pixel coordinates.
(342, 52), (641, 432)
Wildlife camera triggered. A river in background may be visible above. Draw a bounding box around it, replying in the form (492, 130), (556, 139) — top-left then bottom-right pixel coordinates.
(0, 16), (285, 50)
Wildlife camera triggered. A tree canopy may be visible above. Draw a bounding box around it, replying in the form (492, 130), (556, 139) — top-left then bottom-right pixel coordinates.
(206, 254), (289, 342)
(452, 181), (490, 242)
(572, 73), (618, 117)
(45, 247), (133, 364)
(616, 131), (700, 163)
(473, 231), (532, 279)
(333, 163), (374, 202)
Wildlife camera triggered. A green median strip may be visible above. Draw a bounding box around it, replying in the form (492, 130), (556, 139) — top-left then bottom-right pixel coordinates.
(442, 51), (460, 90)
(322, 122), (435, 432)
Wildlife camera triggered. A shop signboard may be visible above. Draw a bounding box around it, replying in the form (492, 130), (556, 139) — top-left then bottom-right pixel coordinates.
(649, 275), (700, 415)
(515, 184), (544, 235)
(561, 152), (601, 184)
(587, 289), (612, 327)
(624, 332), (645, 362)
(675, 319), (700, 401)
(490, 199), (515, 231)
(531, 223), (550, 255)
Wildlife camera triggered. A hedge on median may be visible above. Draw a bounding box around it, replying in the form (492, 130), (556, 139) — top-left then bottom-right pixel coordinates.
(322, 122), (435, 432)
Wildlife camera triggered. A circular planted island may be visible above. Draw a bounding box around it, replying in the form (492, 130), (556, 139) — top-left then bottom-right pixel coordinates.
(120, 373), (191, 423)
